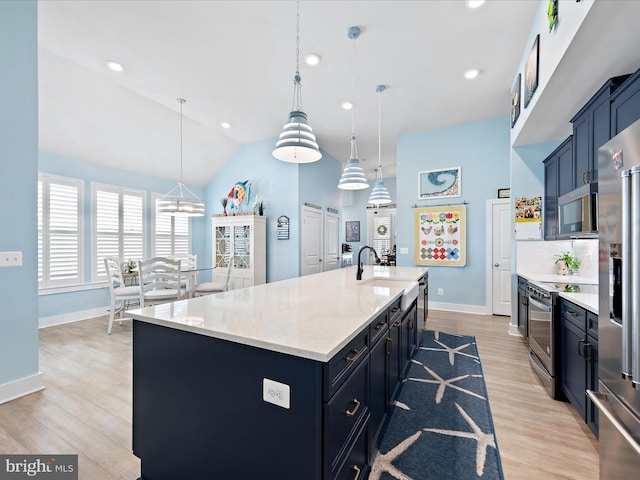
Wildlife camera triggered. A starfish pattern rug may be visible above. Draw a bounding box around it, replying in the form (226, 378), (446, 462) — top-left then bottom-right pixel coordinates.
(370, 330), (504, 480)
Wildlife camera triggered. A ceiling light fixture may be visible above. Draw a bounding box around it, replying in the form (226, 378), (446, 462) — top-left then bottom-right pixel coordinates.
(464, 69), (479, 79)
(304, 53), (321, 66)
(106, 60), (124, 72)
(272, 1), (321, 164)
(368, 85), (392, 206)
(338, 26), (369, 191)
(467, 0), (486, 8)
(341, 101), (353, 110)
(157, 98), (205, 217)
(221, 122), (231, 129)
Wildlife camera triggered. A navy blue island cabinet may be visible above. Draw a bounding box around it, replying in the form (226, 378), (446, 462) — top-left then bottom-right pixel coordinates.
(132, 294), (417, 480)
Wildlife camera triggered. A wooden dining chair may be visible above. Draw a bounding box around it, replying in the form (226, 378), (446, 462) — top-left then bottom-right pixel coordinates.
(138, 257), (185, 307)
(104, 256), (142, 334)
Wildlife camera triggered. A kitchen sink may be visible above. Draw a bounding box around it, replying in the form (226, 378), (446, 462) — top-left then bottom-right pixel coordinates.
(359, 277), (419, 311)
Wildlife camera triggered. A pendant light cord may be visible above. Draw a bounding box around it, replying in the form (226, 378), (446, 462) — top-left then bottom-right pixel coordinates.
(291, 0), (303, 112)
(349, 29), (358, 160)
(377, 87), (382, 180)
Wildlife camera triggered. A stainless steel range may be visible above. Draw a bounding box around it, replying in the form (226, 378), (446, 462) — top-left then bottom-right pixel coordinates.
(527, 281), (599, 398)
(527, 281), (557, 398)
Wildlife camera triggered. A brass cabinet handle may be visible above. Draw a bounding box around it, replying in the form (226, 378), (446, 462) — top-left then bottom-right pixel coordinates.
(408, 317), (414, 330)
(352, 465), (361, 480)
(346, 398), (361, 417)
(386, 337), (392, 355)
(346, 349), (360, 363)
(375, 321), (386, 331)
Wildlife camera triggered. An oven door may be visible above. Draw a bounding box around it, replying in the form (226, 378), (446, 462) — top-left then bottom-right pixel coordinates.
(528, 294), (553, 375)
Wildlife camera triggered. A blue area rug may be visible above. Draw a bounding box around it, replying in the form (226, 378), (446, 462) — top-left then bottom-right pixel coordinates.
(371, 330), (504, 480)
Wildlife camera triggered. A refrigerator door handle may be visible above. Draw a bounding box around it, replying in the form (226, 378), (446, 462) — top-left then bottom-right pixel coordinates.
(631, 166), (640, 386)
(587, 390), (640, 457)
(622, 169), (633, 379)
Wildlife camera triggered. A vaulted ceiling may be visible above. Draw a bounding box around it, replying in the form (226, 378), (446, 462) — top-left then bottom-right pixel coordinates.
(37, 1), (640, 187)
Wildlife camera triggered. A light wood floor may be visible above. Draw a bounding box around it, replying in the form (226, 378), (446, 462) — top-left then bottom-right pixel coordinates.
(0, 310), (598, 479)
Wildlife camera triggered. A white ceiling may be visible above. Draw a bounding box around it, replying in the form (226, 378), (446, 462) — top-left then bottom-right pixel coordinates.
(36, 1), (640, 188)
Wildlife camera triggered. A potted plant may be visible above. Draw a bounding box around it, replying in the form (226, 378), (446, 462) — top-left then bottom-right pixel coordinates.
(555, 252), (581, 275)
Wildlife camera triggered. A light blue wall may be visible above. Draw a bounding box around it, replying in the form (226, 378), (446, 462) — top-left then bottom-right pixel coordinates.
(38, 151), (206, 318)
(396, 116), (511, 307)
(0, 0), (39, 384)
(511, 141), (560, 204)
(203, 138), (341, 282)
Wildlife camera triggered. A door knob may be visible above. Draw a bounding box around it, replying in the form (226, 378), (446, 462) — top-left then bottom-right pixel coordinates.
(494, 263), (499, 267)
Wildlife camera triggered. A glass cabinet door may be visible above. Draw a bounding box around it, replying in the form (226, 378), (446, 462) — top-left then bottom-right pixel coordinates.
(233, 225), (251, 270)
(215, 226), (231, 267)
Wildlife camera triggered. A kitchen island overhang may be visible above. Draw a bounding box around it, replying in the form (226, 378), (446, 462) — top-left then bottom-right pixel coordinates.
(129, 266), (427, 480)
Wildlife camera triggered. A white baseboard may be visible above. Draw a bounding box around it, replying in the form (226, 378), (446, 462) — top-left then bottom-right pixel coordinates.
(0, 372), (45, 405)
(508, 323), (522, 336)
(39, 307), (107, 329)
(428, 301), (491, 316)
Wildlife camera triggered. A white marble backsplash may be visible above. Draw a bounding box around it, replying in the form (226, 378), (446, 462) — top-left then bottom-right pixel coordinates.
(516, 239), (598, 282)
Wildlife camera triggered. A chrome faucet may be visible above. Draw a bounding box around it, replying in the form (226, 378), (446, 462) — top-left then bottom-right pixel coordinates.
(357, 245), (380, 280)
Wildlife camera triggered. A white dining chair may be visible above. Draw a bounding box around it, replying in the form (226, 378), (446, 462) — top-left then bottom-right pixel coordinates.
(104, 256), (142, 335)
(193, 255), (233, 296)
(138, 257), (185, 307)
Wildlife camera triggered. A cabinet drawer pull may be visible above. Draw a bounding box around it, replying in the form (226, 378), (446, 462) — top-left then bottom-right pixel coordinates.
(375, 321), (386, 331)
(567, 311), (578, 316)
(392, 320), (401, 328)
(386, 337), (392, 355)
(346, 398), (361, 417)
(346, 349), (361, 363)
(352, 465), (361, 480)
(408, 318), (414, 330)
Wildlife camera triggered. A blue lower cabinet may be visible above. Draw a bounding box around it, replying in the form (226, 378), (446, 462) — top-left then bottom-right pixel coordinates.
(133, 295), (414, 479)
(560, 315), (587, 420)
(586, 335), (599, 437)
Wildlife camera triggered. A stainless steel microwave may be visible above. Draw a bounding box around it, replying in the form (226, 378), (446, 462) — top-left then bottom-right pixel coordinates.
(557, 182), (598, 238)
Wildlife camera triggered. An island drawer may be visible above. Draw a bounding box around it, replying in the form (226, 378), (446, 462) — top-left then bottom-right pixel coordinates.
(587, 311), (598, 339)
(324, 328), (369, 400)
(369, 309), (389, 346)
(332, 422), (368, 480)
(324, 358), (369, 477)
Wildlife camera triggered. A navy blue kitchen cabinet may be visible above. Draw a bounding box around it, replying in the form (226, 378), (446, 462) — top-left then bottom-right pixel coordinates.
(571, 75), (629, 186)
(611, 67), (640, 136)
(558, 298), (599, 437)
(133, 293), (422, 479)
(517, 276), (528, 339)
(543, 136), (573, 240)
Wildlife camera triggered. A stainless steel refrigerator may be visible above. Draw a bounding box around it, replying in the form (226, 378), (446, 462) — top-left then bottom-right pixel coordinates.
(589, 118), (640, 478)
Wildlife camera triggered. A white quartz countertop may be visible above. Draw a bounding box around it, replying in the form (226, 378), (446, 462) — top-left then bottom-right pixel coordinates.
(517, 272), (598, 314)
(128, 265), (427, 362)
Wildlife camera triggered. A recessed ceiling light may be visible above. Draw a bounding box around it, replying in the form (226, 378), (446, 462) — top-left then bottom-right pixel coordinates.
(341, 101), (353, 110)
(221, 122), (231, 129)
(467, 0), (486, 8)
(464, 69), (479, 79)
(106, 60), (124, 72)
(304, 53), (321, 66)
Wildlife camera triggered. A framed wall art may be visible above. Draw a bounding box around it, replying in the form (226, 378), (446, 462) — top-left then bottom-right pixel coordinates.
(345, 220), (360, 242)
(414, 205), (466, 266)
(418, 167), (461, 200)
(524, 34), (539, 108)
(511, 73), (521, 128)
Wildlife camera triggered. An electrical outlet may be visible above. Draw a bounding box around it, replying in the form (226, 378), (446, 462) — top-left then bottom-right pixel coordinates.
(437, 288), (444, 296)
(0, 251), (22, 267)
(263, 378), (290, 409)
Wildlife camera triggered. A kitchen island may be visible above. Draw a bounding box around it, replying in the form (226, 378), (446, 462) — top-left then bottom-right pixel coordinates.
(129, 265), (427, 480)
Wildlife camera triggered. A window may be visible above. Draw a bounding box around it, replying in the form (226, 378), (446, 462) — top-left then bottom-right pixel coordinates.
(92, 183), (146, 281)
(367, 208), (396, 256)
(151, 194), (191, 257)
(38, 174), (84, 287)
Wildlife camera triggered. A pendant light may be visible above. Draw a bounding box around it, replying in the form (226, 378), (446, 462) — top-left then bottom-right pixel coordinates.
(272, 0), (321, 163)
(338, 26), (369, 190)
(368, 85), (392, 205)
(157, 98), (206, 216)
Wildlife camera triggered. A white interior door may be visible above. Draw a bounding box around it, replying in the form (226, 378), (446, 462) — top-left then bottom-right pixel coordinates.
(324, 211), (339, 271)
(301, 205), (322, 276)
(492, 200), (511, 316)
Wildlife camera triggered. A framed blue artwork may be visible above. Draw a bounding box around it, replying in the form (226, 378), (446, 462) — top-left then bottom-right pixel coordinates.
(418, 167), (461, 200)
